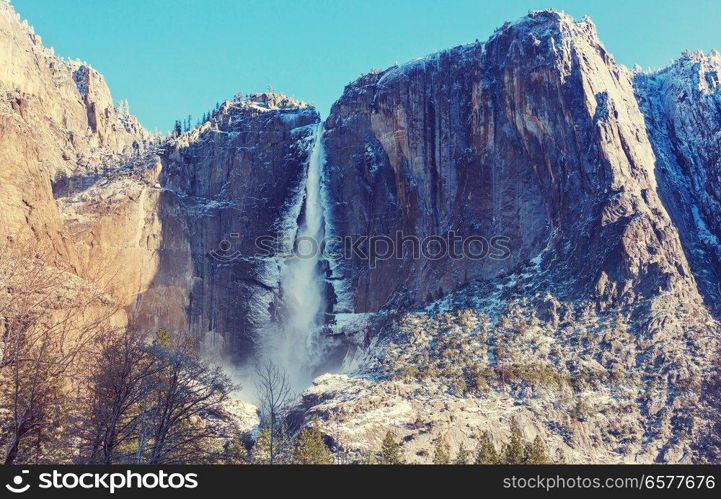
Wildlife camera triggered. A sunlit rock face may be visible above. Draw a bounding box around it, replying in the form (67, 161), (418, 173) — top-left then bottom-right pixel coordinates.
(0, 2), (147, 269)
(1, 0), (321, 359)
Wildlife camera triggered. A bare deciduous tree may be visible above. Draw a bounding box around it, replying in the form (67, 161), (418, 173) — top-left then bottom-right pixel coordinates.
(142, 339), (236, 464)
(1, 238), (237, 465)
(81, 330), (236, 464)
(0, 239), (117, 464)
(254, 360), (291, 464)
(80, 328), (163, 464)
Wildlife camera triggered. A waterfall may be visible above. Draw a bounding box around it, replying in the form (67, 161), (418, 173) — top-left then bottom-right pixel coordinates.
(267, 123), (327, 391)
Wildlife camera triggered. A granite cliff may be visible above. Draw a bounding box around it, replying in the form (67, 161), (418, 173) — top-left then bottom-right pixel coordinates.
(1, 2), (719, 463)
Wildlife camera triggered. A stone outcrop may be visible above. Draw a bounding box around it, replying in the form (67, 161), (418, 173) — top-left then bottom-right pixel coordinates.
(322, 11), (704, 316)
(0, 2), (147, 267)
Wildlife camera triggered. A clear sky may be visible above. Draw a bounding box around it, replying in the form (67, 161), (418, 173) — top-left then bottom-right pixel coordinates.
(12, 0), (720, 132)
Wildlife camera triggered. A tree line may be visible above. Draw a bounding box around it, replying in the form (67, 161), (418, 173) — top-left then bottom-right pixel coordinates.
(172, 101), (223, 137)
(377, 416), (551, 465)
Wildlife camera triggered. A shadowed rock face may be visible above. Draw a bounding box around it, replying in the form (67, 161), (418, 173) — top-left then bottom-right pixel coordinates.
(322, 11), (704, 314)
(635, 51), (721, 314)
(134, 96), (320, 360)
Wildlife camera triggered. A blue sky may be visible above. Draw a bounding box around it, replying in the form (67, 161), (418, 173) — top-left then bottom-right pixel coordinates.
(12, 0), (720, 132)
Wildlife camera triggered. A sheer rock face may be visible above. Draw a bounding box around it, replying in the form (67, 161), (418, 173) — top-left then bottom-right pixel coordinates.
(308, 11), (720, 463)
(635, 51), (721, 313)
(0, 2), (147, 270)
(146, 97), (319, 358)
(322, 11), (701, 314)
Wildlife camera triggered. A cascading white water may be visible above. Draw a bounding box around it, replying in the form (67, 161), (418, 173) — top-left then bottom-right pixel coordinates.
(268, 124), (327, 391)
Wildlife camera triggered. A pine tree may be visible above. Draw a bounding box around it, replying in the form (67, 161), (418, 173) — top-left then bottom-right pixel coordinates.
(475, 431), (500, 464)
(222, 437), (247, 464)
(292, 420), (333, 464)
(524, 435), (547, 464)
(379, 430), (403, 464)
(274, 423), (294, 464)
(154, 328), (170, 348)
(432, 436), (451, 464)
(454, 441), (470, 464)
(503, 417), (525, 464)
